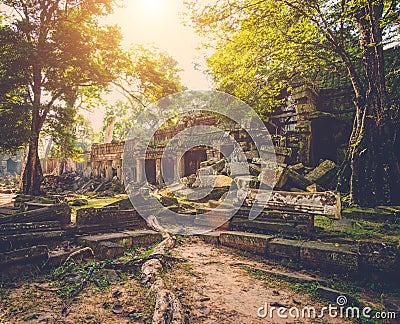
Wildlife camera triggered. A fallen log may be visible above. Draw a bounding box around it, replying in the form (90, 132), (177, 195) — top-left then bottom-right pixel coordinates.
(0, 203), (71, 225)
(246, 189), (341, 219)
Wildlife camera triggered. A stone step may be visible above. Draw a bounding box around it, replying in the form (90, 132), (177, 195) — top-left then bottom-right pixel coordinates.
(76, 208), (141, 225)
(69, 219), (146, 235)
(0, 221), (61, 235)
(0, 203), (71, 225)
(0, 245), (48, 267)
(230, 219), (310, 235)
(342, 208), (397, 222)
(0, 245), (49, 278)
(199, 230), (361, 274)
(235, 207), (311, 223)
(219, 231), (274, 254)
(0, 231), (66, 253)
(77, 230), (163, 251)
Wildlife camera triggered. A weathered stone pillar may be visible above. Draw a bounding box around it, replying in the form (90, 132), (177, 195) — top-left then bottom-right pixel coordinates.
(136, 158), (145, 183)
(105, 161), (113, 180)
(155, 158), (162, 185)
(291, 84), (317, 165)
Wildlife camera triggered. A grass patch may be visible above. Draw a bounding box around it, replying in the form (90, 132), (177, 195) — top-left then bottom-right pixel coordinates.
(314, 216), (400, 243)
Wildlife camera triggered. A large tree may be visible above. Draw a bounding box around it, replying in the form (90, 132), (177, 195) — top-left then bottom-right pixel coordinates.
(0, 0), (123, 194)
(186, 0), (400, 206)
(102, 45), (185, 142)
(113, 44), (185, 108)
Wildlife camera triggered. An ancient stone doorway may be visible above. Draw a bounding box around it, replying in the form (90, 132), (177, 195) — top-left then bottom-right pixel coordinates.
(311, 118), (338, 164)
(145, 159), (157, 184)
(161, 157), (175, 183)
(183, 148), (207, 177)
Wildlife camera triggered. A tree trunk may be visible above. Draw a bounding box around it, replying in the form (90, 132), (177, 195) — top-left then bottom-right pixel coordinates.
(337, 0), (400, 206)
(346, 114), (400, 206)
(22, 112), (43, 196)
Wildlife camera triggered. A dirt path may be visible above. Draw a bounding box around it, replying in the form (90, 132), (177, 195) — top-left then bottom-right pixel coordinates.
(0, 237), (352, 323)
(167, 237), (348, 323)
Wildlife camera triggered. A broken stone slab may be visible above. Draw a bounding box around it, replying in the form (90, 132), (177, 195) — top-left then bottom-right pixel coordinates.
(300, 241), (358, 273)
(0, 245), (48, 267)
(219, 231), (274, 254)
(196, 231), (223, 245)
(230, 219), (309, 235)
(358, 241), (399, 273)
(290, 163), (305, 172)
(234, 176), (259, 190)
(306, 183), (325, 192)
(160, 196), (178, 207)
(342, 208), (396, 222)
(0, 207), (19, 215)
(97, 241), (127, 260)
(235, 208), (311, 224)
(0, 231), (66, 253)
(0, 203), (71, 226)
(267, 238), (303, 261)
(248, 163), (262, 176)
(77, 230), (163, 251)
(105, 198), (133, 210)
(199, 157), (220, 168)
(229, 162), (249, 176)
(186, 187), (229, 202)
(0, 221), (61, 235)
(76, 208), (141, 225)
(211, 159), (227, 173)
(247, 189), (341, 219)
(72, 219), (147, 235)
(284, 167), (313, 190)
(23, 202), (55, 210)
(304, 160), (337, 187)
(194, 208), (232, 229)
(314, 286), (359, 306)
(194, 174), (232, 188)
(258, 163), (286, 189)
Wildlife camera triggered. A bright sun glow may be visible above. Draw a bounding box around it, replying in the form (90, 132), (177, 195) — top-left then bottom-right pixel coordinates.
(140, 0), (163, 13)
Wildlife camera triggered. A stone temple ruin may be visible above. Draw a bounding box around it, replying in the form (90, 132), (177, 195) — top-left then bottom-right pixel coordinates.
(0, 85), (398, 302)
(81, 83), (353, 185)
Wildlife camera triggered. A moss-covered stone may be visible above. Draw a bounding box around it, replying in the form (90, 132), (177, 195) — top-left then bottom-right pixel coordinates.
(300, 241), (358, 273)
(219, 231), (273, 254)
(267, 238), (302, 261)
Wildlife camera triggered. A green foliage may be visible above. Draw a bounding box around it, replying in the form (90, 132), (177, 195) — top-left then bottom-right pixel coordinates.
(101, 45), (185, 141)
(115, 44), (185, 107)
(185, 0), (399, 115)
(0, 0), (124, 174)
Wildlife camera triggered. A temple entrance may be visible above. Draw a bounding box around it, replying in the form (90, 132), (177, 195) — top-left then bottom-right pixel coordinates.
(161, 157), (175, 183)
(145, 159), (157, 184)
(183, 148), (207, 177)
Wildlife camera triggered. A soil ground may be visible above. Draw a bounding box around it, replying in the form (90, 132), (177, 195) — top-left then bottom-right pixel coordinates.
(0, 238), (366, 323)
